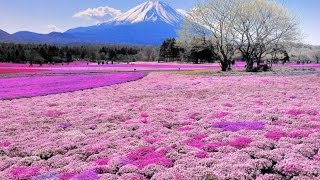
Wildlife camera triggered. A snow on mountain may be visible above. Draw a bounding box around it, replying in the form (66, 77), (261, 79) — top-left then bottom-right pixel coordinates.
(106, 0), (184, 25)
(176, 9), (187, 17)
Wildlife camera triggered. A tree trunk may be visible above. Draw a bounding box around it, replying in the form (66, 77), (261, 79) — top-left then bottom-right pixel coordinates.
(257, 59), (261, 66)
(221, 61), (228, 71)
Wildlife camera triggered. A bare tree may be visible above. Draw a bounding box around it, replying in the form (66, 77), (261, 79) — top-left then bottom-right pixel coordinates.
(312, 50), (320, 64)
(138, 46), (159, 62)
(179, 0), (239, 71)
(232, 0), (300, 71)
(181, 0), (300, 72)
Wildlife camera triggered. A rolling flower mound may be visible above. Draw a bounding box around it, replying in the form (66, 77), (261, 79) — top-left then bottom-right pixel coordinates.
(212, 121), (265, 132)
(0, 72), (145, 100)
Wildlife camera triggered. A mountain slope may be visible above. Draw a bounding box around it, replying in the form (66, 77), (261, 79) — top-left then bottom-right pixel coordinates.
(11, 31), (77, 44)
(0, 29), (12, 42)
(67, 21), (179, 45)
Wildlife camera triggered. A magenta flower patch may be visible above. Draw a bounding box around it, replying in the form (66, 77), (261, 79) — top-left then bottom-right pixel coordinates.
(10, 166), (40, 180)
(265, 130), (287, 141)
(0, 141), (11, 147)
(184, 134), (208, 149)
(287, 109), (304, 116)
(184, 134), (225, 152)
(45, 110), (65, 118)
(140, 113), (149, 118)
(195, 151), (209, 158)
(126, 146), (173, 169)
(212, 121), (265, 132)
(288, 130), (312, 138)
(95, 158), (110, 166)
(188, 112), (201, 120)
(223, 103), (233, 107)
(229, 137), (253, 149)
(210, 112), (230, 119)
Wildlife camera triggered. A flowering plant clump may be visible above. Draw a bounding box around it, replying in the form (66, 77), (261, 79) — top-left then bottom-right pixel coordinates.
(228, 137), (253, 149)
(1, 68), (320, 179)
(210, 111), (230, 119)
(94, 158), (110, 166)
(265, 130), (287, 141)
(0, 141), (11, 147)
(126, 146), (173, 169)
(212, 121), (265, 132)
(9, 166), (40, 180)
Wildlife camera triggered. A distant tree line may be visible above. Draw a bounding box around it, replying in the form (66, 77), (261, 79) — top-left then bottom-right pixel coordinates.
(0, 43), (150, 65)
(1, 39), (318, 68)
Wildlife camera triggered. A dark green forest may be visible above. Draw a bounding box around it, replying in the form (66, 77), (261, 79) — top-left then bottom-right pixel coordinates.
(0, 43), (142, 65)
(0, 38), (220, 65)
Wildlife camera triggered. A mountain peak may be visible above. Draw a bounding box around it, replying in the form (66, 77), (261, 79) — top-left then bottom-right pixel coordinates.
(106, 0), (183, 26)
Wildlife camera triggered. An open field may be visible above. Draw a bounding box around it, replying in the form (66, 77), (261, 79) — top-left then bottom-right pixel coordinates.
(1, 62), (320, 179)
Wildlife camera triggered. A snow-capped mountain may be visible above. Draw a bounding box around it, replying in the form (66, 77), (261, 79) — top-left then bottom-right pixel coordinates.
(106, 0), (183, 25)
(0, 0), (185, 45)
(64, 0), (185, 44)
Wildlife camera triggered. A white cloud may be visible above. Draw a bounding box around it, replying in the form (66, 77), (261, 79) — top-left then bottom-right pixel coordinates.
(176, 9), (187, 16)
(47, 24), (62, 32)
(73, 6), (122, 23)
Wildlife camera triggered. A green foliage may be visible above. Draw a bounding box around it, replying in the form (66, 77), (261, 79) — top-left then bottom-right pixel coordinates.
(159, 38), (182, 61)
(160, 38), (218, 64)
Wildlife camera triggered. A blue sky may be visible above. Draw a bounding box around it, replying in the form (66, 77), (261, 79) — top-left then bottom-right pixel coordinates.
(0, 0), (319, 45)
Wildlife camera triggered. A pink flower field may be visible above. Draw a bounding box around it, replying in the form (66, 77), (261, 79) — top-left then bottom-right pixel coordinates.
(1, 67), (320, 179)
(0, 72), (145, 100)
(0, 62), (221, 75)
